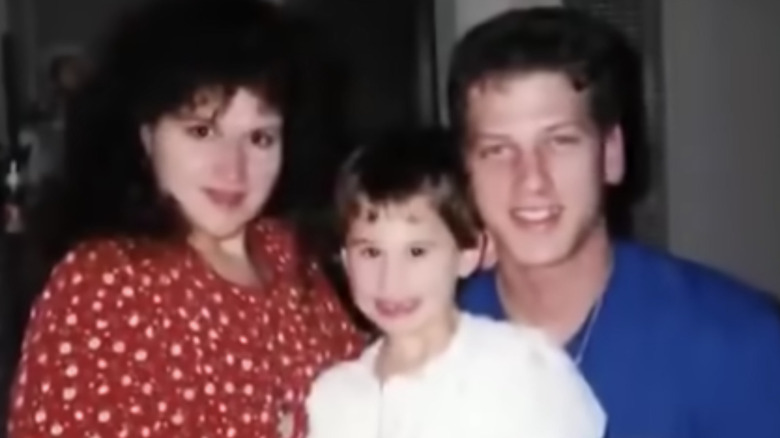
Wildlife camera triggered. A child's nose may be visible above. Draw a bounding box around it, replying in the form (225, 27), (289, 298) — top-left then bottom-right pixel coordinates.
(377, 259), (404, 296)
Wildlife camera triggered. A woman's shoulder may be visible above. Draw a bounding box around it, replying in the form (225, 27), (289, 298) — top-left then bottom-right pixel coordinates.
(40, 236), (187, 308)
(54, 235), (177, 275)
(249, 217), (317, 276)
(252, 217), (294, 239)
(251, 218), (300, 255)
(26, 237), (158, 344)
(53, 237), (135, 278)
(60, 219), (299, 275)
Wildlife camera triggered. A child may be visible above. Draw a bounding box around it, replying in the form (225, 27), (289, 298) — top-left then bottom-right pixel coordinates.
(306, 129), (606, 438)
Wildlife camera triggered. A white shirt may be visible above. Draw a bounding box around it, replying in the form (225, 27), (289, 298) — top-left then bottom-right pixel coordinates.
(306, 312), (606, 438)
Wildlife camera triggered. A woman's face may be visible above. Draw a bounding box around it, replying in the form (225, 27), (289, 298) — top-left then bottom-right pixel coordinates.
(142, 87), (283, 242)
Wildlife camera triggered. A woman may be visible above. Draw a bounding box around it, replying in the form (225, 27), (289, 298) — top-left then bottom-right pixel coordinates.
(8, 0), (362, 437)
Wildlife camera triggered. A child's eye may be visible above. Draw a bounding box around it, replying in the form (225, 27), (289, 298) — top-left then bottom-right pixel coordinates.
(360, 247), (381, 258)
(185, 124), (214, 139)
(410, 247), (427, 257)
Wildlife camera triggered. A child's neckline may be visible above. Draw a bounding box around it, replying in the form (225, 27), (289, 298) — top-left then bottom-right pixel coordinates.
(370, 312), (468, 385)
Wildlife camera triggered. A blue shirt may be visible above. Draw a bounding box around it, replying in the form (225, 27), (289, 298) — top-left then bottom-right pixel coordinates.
(459, 241), (780, 438)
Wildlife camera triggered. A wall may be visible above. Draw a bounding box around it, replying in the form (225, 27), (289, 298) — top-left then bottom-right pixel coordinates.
(287, 0), (424, 137)
(33, 0), (142, 49)
(0, 0), (8, 145)
(434, 0), (561, 123)
(6, 0), (144, 99)
(456, 0), (560, 37)
(663, 0), (780, 295)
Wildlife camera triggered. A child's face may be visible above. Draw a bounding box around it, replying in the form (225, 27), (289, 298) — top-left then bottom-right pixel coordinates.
(342, 195), (481, 338)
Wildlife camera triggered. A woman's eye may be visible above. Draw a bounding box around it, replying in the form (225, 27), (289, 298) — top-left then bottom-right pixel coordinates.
(250, 129), (279, 149)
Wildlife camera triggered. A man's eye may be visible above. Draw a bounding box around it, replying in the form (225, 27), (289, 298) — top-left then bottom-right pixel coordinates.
(550, 135), (581, 147)
(477, 144), (511, 160)
(410, 247), (427, 257)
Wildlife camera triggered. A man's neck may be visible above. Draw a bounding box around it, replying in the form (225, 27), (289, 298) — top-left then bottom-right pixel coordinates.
(496, 227), (614, 344)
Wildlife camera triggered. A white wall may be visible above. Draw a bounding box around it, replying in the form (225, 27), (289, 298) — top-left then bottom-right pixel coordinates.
(454, 0), (559, 37)
(663, 0), (780, 295)
(434, 0), (562, 123)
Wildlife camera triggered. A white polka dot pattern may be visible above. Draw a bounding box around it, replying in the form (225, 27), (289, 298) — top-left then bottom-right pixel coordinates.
(8, 220), (363, 438)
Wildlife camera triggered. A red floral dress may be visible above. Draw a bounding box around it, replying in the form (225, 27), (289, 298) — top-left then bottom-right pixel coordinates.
(8, 219), (363, 438)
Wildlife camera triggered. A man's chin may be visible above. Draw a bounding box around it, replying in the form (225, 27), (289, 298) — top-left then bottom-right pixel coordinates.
(502, 238), (575, 269)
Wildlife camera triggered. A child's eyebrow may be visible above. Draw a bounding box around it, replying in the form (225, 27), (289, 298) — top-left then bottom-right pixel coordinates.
(345, 237), (372, 246)
(173, 113), (216, 124)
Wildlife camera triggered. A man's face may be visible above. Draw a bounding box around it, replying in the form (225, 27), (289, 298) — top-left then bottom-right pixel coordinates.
(464, 71), (624, 268)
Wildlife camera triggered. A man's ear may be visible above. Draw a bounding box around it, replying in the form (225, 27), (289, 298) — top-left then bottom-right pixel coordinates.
(477, 231), (497, 270)
(458, 232), (488, 278)
(603, 125), (625, 185)
(339, 248), (349, 270)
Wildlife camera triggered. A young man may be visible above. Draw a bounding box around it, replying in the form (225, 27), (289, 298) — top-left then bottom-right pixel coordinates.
(451, 7), (780, 438)
(306, 129), (604, 438)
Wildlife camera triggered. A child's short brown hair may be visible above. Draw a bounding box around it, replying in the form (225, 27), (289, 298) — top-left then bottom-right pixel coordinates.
(335, 128), (481, 249)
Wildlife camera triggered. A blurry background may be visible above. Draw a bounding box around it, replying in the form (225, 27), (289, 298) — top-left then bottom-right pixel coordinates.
(1, 0), (779, 434)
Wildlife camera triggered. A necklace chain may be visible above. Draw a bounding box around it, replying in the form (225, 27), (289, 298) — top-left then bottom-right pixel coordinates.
(573, 294), (604, 366)
(495, 272), (606, 366)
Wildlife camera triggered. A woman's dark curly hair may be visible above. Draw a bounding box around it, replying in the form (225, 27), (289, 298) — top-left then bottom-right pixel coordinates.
(32, 0), (348, 265)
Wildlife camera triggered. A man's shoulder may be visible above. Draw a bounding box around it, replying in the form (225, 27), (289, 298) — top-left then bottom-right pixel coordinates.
(620, 241), (776, 311)
(626, 244), (780, 432)
(460, 240), (780, 333)
(618, 241), (780, 343)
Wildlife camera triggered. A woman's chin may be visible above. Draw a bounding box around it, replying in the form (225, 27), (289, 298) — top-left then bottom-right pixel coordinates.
(189, 220), (251, 244)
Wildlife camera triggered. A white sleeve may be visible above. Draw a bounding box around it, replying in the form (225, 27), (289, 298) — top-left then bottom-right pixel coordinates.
(304, 364), (370, 438)
(487, 326), (606, 438)
(304, 374), (330, 438)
